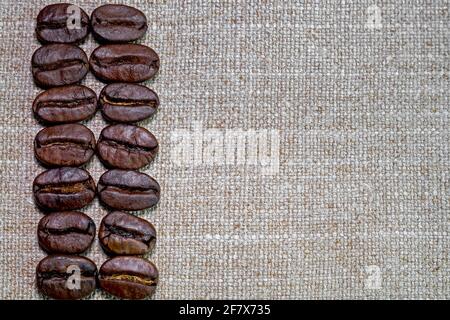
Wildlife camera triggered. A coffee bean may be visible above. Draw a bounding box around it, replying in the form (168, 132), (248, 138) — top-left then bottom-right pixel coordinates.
(33, 167), (96, 211)
(38, 211), (95, 254)
(91, 4), (147, 43)
(36, 4), (89, 44)
(99, 256), (158, 299)
(36, 255), (97, 300)
(99, 83), (159, 123)
(33, 85), (97, 124)
(99, 211), (156, 255)
(97, 124), (158, 169)
(34, 124), (96, 167)
(89, 44), (159, 83)
(32, 44), (89, 88)
(98, 169), (160, 211)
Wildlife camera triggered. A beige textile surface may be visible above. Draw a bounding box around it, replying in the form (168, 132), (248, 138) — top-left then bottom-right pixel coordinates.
(0, 0), (449, 299)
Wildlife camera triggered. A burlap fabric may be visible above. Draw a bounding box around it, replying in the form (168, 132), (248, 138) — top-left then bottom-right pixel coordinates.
(0, 0), (449, 299)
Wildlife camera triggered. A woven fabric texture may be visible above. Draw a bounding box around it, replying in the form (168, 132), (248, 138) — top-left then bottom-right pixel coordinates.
(0, 0), (449, 299)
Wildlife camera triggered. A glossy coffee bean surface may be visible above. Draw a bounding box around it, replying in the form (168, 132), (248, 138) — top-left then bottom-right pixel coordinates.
(36, 3), (89, 44)
(99, 256), (158, 299)
(90, 44), (159, 83)
(91, 4), (147, 43)
(34, 124), (96, 167)
(99, 211), (156, 255)
(99, 83), (159, 123)
(32, 44), (89, 88)
(33, 85), (97, 124)
(98, 169), (160, 210)
(33, 167), (96, 211)
(36, 255), (97, 300)
(97, 124), (158, 169)
(38, 211), (95, 254)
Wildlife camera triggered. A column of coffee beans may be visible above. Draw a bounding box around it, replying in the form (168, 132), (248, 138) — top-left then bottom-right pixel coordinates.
(91, 3), (161, 300)
(32, 4), (160, 300)
(32, 3), (98, 300)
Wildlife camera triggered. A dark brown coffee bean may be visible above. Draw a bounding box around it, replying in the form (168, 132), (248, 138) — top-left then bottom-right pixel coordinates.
(89, 44), (159, 83)
(36, 4), (89, 44)
(33, 167), (96, 211)
(32, 44), (89, 88)
(91, 4), (147, 43)
(97, 124), (158, 169)
(99, 211), (156, 255)
(33, 85), (97, 124)
(98, 170), (160, 210)
(99, 83), (159, 123)
(34, 124), (96, 167)
(38, 211), (95, 254)
(36, 255), (97, 300)
(99, 256), (158, 299)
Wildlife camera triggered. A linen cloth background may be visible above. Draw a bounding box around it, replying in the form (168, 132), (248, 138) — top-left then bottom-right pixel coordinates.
(0, 0), (449, 299)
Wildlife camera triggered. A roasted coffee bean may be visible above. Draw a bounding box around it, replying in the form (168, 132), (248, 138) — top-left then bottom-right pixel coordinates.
(34, 124), (95, 167)
(38, 211), (95, 254)
(33, 167), (96, 211)
(99, 211), (156, 255)
(36, 255), (97, 300)
(89, 44), (159, 83)
(32, 44), (89, 88)
(91, 4), (147, 43)
(99, 83), (159, 123)
(98, 170), (160, 211)
(33, 85), (97, 124)
(36, 4), (89, 44)
(99, 256), (158, 299)
(97, 124), (158, 169)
